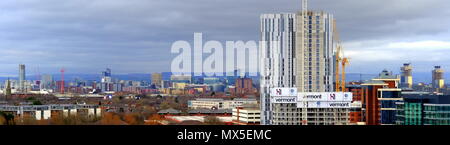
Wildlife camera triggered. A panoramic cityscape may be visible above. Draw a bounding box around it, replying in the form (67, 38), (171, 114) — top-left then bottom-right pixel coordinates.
(1, 0), (450, 127)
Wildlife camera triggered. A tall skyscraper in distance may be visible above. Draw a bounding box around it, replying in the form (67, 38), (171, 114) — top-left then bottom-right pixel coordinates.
(100, 68), (113, 92)
(101, 68), (112, 83)
(4, 78), (12, 97)
(102, 68), (112, 77)
(400, 63), (413, 88)
(432, 66), (444, 90)
(19, 64), (26, 92)
(152, 73), (162, 87)
(40, 74), (54, 90)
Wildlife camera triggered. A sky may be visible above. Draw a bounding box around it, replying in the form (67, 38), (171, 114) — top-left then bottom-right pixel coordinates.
(1, 0), (450, 80)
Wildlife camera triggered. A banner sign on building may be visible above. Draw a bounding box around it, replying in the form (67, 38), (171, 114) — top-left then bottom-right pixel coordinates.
(271, 97), (297, 104)
(270, 88), (297, 97)
(297, 92), (352, 102)
(296, 101), (351, 108)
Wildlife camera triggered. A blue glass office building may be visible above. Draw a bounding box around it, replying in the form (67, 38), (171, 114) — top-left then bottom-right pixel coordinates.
(378, 88), (402, 125)
(396, 92), (450, 125)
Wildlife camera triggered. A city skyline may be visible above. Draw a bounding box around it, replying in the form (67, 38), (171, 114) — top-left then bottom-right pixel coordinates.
(2, 0), (450, 131)
(1, 0), (450, 77)
(0, 64), (446, 85)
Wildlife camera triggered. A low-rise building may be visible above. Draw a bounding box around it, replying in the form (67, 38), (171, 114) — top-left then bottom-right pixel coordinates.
(232, 107), (261, 125)
(188, 98), (258, 110)
(158, 108), (182, 115)
(188, 109), (232, 116)
(165, 116), (233, 125)
(0, 104), (102, 120)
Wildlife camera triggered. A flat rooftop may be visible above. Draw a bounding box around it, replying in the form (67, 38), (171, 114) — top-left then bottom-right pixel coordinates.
(166, 116), (232, 123)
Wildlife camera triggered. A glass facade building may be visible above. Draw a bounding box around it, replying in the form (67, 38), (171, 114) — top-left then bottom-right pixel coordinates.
(424, 104), (450, 125)
(396, 93), (450, 125)
(378, 89), (402, 125)
(396, 102), (422, 125)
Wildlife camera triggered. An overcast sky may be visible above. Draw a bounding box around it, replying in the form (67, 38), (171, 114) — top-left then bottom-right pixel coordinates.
(1, 0), (450, 77)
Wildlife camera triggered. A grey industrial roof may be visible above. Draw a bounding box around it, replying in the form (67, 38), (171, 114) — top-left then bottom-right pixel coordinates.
(188, 109), (232, 114)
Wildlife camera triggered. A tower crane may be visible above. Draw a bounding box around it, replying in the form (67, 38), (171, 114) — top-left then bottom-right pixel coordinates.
(341, 58), (350, 92)
(333, 19), (350, 92)
(60, 68), (65, 94)
(302, 0), (307, 12)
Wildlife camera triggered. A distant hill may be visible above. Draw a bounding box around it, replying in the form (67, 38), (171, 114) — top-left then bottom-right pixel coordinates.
(346, 72), (446, 84)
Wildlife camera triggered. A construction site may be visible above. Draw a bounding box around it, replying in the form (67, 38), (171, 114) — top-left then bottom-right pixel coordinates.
(260, 0), (353, 125)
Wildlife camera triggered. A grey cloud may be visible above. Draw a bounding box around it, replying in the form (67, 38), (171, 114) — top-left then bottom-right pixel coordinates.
(0, 0), (449, 75)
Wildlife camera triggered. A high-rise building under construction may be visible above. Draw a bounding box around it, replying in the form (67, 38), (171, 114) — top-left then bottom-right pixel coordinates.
(260, 0), (349, 125)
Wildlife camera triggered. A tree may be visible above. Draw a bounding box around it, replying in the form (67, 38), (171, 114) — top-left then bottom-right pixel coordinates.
(0, 112), (15, 125)
(159, 97), (182, 110)
(33, 100), (43, 105)
(0, 116), (5, 125)
(159, 101), (171, 110)
(145, 114), (163, 125)
(15, 116), (38, 125)
(48, 113), (100, 125)
(124, 113), (141, 125)
(50, 114), (65, 125)
(112, 96), (122, 104)
(141, 106), (157, 119)
(50, 115), (82, 125)
(99, 112), (127, 125)
(26, 97), (35, 101)
(204, 116), (224, 125)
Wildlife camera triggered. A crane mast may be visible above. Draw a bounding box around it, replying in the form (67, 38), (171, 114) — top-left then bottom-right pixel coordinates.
(342, 58), (349, 92)
(60, 68), (65, 94)
(302, 0), (308, 12)
(333, 19), (349, 92)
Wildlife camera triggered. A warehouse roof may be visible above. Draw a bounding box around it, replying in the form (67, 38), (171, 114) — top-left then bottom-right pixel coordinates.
(188, 109), (232, 114)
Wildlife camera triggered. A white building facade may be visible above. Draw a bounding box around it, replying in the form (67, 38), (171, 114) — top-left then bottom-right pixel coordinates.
(232, 108), (261, 125)
(260, 9), (346, 125)
(188, 98), (258, 110)
(260, 13), (297, 125)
